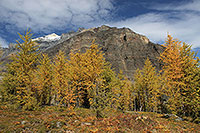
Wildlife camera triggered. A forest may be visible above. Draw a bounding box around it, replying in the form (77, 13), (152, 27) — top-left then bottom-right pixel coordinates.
(0, 30), (199, 132)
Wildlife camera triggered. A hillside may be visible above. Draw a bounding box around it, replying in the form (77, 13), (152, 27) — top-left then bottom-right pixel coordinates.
(0, 27), (199, 132)
(0, 25), (164, 79)
(0, 106), (199, 132)
(45, 25), (164, 79)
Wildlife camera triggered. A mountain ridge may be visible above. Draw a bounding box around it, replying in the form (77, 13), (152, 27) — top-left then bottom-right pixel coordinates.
(43, 25), (164, 79)
(0, 25), (165, 80)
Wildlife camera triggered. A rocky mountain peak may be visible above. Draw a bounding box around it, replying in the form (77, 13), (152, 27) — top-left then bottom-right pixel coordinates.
(45, 25), (164, 80)
(33, 33), (61, 42)
(0, 25), (164, 80)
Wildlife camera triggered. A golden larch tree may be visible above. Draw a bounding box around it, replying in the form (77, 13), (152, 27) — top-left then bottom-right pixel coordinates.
(52, 50), (76, 108)
(2, 30), (39, 110)
(33, 53), (53, 106)
(68, 43), (116, 117)
(159, 35), (185, 113)
(160, 35), (200, 119)
(116, 70), (133, 112)
(134, 58), (161, 112)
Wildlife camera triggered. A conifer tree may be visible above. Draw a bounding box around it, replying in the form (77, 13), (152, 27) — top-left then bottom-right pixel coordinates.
(69, 44), (106, 117)
(85, 44), (117, 117)
(100, 64), (119, 110)
(33, 54), (53, 106)
(133, 68), (143, 111)
(160, 35), (200, 119)
(2, 30), (39, 110)
(67, 51), (87, 107)
(179, 43), (200, 119)
(1, 57), (19, 104)
(116, 70), (133, 111)
(68, 44), (116, 117)
(52, 50), (76, 108)
(133, 58), (161, 112)
(159, 35), (185, 113)
(82, 44), (105, 116)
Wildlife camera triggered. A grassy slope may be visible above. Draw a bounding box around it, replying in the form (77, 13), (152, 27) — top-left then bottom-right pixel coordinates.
(0, 106), (199, 132)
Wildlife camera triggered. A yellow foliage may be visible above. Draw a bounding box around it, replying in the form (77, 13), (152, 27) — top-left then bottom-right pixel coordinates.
(33, 54), (53, 106)
(160, 35), (200, 118)
(2, 30), (39, 110)
(134, 58), (161, 112)
(52, 50), (76, 108)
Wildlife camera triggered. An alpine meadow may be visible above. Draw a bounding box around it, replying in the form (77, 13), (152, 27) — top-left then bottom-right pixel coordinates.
(0, 29), (199, 132)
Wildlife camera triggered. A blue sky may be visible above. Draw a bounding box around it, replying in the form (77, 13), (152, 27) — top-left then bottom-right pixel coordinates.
(0, 0), (200, 49)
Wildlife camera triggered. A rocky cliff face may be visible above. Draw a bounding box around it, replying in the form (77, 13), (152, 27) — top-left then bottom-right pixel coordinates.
(45, 25), (164, 80)
(0, 25), (164, 80)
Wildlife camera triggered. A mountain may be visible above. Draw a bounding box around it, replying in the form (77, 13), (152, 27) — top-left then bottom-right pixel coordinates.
(0, 25), (164, 80)
(32, 33), (61, 42)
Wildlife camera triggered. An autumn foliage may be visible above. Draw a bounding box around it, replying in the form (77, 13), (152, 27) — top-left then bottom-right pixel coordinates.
(159, 35), (200, 120)
(0, 31), (199, 124)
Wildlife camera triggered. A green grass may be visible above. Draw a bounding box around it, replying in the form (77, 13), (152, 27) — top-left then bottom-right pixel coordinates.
(0, 105), (199, 132)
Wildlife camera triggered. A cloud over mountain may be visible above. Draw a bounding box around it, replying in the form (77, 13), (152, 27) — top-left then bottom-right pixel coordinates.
(111, 0), (200, 48)
(0, 0), (200, 48)
(0, 0), (113, 32)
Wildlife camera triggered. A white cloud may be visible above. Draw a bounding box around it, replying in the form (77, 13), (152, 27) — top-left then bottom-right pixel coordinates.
(0, 37), (8, 47)
(152, 0), (200, 12)
(1, 0), (200, 49)
(0, 0), (113, 33)
(111, 0), (200, 48)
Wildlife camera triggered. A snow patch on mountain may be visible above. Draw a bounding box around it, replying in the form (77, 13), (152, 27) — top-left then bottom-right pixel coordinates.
(33, 33), (60, 42)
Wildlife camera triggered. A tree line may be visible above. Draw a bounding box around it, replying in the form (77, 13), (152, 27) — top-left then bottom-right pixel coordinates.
(0, 30), (199, 121)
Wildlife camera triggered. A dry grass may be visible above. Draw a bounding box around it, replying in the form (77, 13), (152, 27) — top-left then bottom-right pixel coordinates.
(0, 105), (199, 132)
